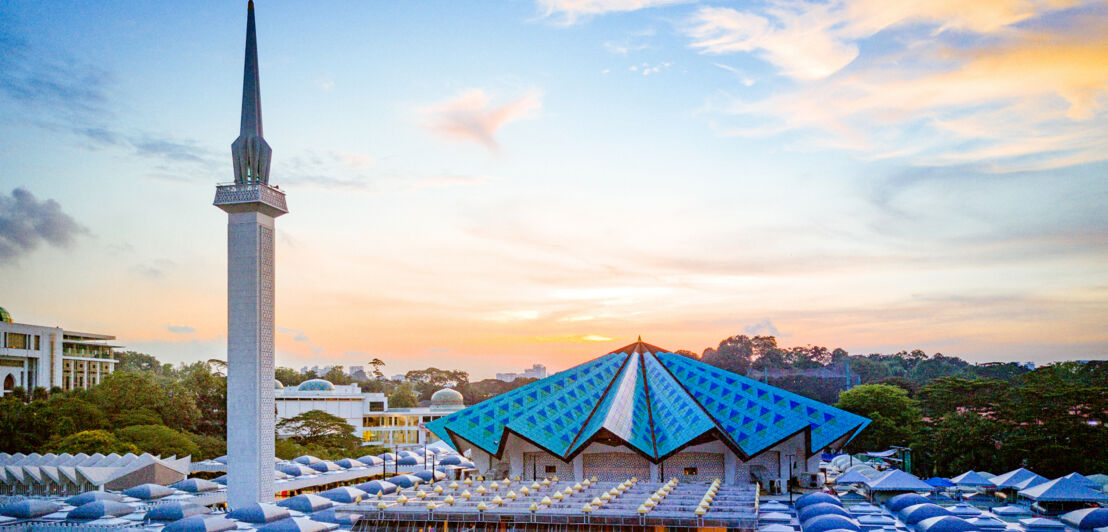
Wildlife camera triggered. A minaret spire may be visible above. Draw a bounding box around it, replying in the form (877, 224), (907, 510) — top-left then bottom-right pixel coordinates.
(240, 0), (262, 137)
(232, 0), (272, 184)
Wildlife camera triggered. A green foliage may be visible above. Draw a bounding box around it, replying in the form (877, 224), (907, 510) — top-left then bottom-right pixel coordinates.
(322, 366), (354, 386)
(275, 410), (362, 460)
(388, 383), (419, 408)
(458, 378), (536, 405)
(276, 367), (309, 387)
(114, 350), (174, 375)
(184, 432), (226, 461)
(836, 384), (921, 451)
(93, 371), (201, 433)
(47, 430), (138, 455)
(115, 425), (201, 458)
(405, 368), (468, 400)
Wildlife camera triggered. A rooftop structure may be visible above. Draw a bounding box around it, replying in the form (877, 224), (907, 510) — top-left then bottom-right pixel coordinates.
(214, 0), (287, 508)
(275, 379), (466, 449)
(0, 452), (189, 496)
(428, 339), (869, 485)
(1, 308), (121, 395)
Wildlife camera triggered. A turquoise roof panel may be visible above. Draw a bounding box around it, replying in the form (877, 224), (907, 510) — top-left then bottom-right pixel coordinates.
(430, 340), (870, 461)
(641, 352), (716, 458)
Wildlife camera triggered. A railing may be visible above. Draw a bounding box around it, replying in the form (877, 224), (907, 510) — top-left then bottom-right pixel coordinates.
(213, 183), (288, 212)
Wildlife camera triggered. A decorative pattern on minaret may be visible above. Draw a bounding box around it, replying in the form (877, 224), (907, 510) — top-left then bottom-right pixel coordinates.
(232, 0), (272, 185)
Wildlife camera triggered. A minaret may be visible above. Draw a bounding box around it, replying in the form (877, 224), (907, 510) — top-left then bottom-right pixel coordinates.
(214, 0), (287, 508)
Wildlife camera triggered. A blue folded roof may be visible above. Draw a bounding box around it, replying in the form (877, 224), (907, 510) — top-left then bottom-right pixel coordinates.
(427, 339), (869, 461)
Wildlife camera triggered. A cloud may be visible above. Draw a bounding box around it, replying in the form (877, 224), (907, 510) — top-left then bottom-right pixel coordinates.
(130, 258), (175, 279)
(167, 325), (196, 334)
(700, 6), (1108, 171)
(744, 319), (783, 337)
(422, 89), (542, 151)
(683, 0), (1085, 80)
(537, 0), (693, 24)
(331, 151), (373, 169)
(0, 188), (88, 263)
(412, 174), (492, 188)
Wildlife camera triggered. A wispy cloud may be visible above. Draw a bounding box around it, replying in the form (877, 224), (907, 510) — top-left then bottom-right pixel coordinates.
(167, 325), (196, 334)
(0, 188), (88, 264)
(537, 0), (693, 24)
(422, 89), (543, 151)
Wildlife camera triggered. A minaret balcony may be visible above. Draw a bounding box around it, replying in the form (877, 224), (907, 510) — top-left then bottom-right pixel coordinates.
(214, 182), (288, 217)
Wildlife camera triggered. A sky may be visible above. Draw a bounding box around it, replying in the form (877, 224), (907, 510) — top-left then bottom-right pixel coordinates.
(1, 0), (1106, 379)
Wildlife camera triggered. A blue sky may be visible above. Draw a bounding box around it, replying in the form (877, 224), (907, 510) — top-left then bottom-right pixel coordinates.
(1, 0), (1105, 378)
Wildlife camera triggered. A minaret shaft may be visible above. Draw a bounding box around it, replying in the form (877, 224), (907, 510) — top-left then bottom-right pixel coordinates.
(215, 0), (287, 508)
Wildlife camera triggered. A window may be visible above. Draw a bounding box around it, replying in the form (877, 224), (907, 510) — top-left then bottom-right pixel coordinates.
(369, 401), (385, 412)
(545, 465), (557, 474)
(5, 333), (29, 349)
(33, 335), (40, 350)
(683, 467), (698, 476)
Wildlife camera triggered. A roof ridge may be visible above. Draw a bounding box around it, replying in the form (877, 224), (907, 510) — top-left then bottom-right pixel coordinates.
(563, 352), (634, 457)
(648, 351), (745, 457)
(639, 351), (659, 459)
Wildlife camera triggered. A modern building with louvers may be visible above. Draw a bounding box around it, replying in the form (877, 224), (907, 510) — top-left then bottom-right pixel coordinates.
(427, 339), (869, 486)
(0, 306), (121, 395)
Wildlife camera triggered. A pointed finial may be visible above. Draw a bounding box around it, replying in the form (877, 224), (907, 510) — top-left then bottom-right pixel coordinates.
(637, 335), (642, 343)
(231, 0), (272, 184)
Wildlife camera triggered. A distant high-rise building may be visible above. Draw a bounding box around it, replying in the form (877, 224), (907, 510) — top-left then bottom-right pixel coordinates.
(496, 364), (548, 382)
(214, 0), (288, 508)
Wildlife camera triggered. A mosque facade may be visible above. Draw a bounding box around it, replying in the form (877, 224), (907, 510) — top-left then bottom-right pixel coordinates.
(428, 339), (870, 486)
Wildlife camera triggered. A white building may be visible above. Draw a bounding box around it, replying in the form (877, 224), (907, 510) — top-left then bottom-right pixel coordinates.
(275, 379), (465, 450)
(0, 306), (120, 396)
(495, 363), (547, 382)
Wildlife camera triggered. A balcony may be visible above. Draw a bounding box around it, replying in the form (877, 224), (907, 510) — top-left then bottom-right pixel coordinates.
(213, 182), (288, 216)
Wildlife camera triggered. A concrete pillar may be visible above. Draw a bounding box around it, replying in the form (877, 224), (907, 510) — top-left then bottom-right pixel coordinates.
(225, 210), (277, 507)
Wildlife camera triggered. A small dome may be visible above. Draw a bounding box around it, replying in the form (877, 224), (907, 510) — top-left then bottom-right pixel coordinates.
(298, 379), (335, 391)
(0, 307), (11, 323)
(275, 379), (284, 390)
(431, 388), (464, 407)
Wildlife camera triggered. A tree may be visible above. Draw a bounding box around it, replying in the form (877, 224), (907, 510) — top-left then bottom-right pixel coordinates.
(388, 383), (419, 408)
(322, 366), (353, 386)
(115, 425), (201, 458)
(184, 432), (226, 461)
(46, 430), (138, 455)
(178, 362), (227, 437)
(276, 409), (361, 458)
(369, 358), (386, 380)
(275, 367), (308, 387)
(93, 372), (200, 433)
(114, 351), (173, 375)
(836, 384), (921, 453)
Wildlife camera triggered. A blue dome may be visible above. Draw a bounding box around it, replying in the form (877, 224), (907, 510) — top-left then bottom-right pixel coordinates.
(796, 492), (842, 511)
(298, 379), (335, 391)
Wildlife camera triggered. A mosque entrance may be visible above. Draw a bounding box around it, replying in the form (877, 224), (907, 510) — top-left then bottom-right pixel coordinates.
(3, 374), (13, 391)
(583, 452), (651, 482)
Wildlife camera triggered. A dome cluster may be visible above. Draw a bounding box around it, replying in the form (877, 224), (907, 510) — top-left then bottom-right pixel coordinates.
(431, 388), (464, 407)
(297, 379), (335, 391)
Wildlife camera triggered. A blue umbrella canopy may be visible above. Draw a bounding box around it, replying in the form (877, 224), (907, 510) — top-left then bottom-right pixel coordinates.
(387, 474), (422, 488)
(379, 453), (397, 462)
(437, 455), (463, 466)
(885, 493), (930, 512)
(334, 458), (365, 469)
(146, 502), (211, 522)
(65, 491), (123, 506)
(211, 474), (228, 485)
(396, 456), (422, 466)
(68, 500), (135, 520)
(917, 516), (977, 532)
(163, 515), (238, 532)
(457, 460), (476, 469)
(171, 478), (220, 493)
(354, 480), (397, 495)
(799, 503), (852, 522)
(1062, 508), (1108, 530)
(258, 517), (336, 532)
(310, 508), (361, 526)
(278, 463), (317, 476)
(292, 455), (322, 465)
(795, 492), (842, 511)
(309, 461), (344, 473)
(214, 455), (229, 464)
(802, 514), (860, 532)
(412, 470), (437, 482)
(123, 483), (176, 500)
(0, 500), (61, 519)
(318, 486), (368, 504)
(925, 477), (956, 488)
(356, 455), (384, 466)
(228, 503), (291, 524)
(899, 504), (952, 526)
(277, 494), (334, 513)
(398, 451), (422, 459)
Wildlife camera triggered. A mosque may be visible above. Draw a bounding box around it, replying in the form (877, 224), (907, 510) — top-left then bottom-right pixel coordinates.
(428, 339), (870, 487)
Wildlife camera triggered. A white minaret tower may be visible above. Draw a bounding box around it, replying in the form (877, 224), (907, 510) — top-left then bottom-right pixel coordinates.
(214, 0), (287, 508)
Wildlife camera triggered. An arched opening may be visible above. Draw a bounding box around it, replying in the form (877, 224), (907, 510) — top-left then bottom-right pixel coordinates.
(3, 374), (14, 391)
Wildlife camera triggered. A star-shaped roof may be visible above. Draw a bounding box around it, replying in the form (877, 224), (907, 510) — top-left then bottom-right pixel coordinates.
(427, 339), (869, 463)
